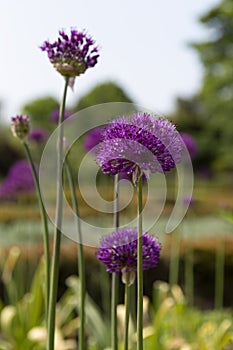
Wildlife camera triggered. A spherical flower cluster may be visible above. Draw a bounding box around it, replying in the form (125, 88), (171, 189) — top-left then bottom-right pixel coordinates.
(0, 160), (38, 200)
(28, 128), (48, 143)
(50, 109), (72, 124)
(180, 132), (198, 159)
(11, 115), (30, 141)
(96, 228), (161, 274)
(96, 113), (183, 182)
(40, 29), (99, 77)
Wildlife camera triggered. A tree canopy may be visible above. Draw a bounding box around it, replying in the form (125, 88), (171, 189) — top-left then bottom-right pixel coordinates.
(193, 0), (233, 171)
(174, 0), (233, 171)
(74, 81), (133, 111)
(22, 96), (59, 129)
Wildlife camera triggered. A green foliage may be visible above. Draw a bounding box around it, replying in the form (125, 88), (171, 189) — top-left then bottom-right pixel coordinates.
(0, 250), (77, 350)
(173, 0), (233, 172)
(21, 96), (59, 129)
(65, 276), (111, 349)
(144, 281), (233, 350)
(0, 249), (232, 349)
(74, 81), (133, 111)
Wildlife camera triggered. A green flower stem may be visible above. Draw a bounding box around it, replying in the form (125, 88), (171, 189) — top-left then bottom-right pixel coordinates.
(47, 76), (69, 350)
(137, 174), (143, 350)
(23, 141), (50, 322)
(114, 174), (120, 229)
(111, 273), (119, 350)
(185, 246), (194, 306)
(124, 272), (130, 350)
(65, 158), (85, 350)
(215, 238), (225, 309)
(169, 230), (181, 286)
(111, 174), (119, 350)
(100, 264), (110, 318)
(129, 280), (136, 331)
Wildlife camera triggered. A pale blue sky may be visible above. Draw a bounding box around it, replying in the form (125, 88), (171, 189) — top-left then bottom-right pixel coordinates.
(0, 0), (219, 121)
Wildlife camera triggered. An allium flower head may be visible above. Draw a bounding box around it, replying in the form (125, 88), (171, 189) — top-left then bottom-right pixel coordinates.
(28, 128), (48, 143)
(11, 115), (30, 141)
(40, 29), (99, 77)
(96, 113), (183, 182)
(96, 228), (161, 274)
(180, 133), (198, 159)
(50, 109), (72, 124)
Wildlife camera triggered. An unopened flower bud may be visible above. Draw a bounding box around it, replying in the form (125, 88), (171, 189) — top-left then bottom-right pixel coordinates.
(11, 115), (30, 141)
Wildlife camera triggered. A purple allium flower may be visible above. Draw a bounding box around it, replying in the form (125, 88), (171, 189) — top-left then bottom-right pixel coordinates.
(180, 133), (198, 159)
(0, 160), (38, 199)
(40, 29), (99, 77)
(50, 109), (72, 124)
(84, 126), (105, 153)
(96, 113), (183, 182)
(11, 115), (30, 141)
(28, 128), (48, 143)
(96, 228), (161, 274)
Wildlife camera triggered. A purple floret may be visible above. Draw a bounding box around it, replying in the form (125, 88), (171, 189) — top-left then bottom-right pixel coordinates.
(96, 228), (161, 273)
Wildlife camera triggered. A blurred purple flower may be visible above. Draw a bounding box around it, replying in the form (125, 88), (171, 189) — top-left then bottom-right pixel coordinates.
(40, 29), (99, 77)
(96, 113), (183, 183)
(28, 128), (48, 143)
(50, 109), (72, 123)
(84, 126), (105, 153)
(96, 228), (161, 274)
(0, 160), (38, 199)
(180, 133), (198, 159)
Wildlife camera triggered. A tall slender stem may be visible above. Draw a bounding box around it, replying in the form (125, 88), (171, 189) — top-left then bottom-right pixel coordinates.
(114, 174), (120, 229)
(169, 230), (181, 286)
(47, 76), (69, 350)
(185, 246), (194, 306)
(111, 273), (118, 350)
(65, 159), (85, 349)
(137, 174), (143, 350)
(111, 174), (119, 350)
(129, 279), (136, 331)
(215, 238), (225, 309)
(23, 142), (50, 322)
(124, 273), (130, 350)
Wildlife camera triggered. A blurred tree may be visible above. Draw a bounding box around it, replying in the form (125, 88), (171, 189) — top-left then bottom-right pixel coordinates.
(192, 0), (233, 171)
(22, 96), (59, 129)
(74, 81), (133, 111)
(172, 96), (216, 172)
(173, 0), (233, 172)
